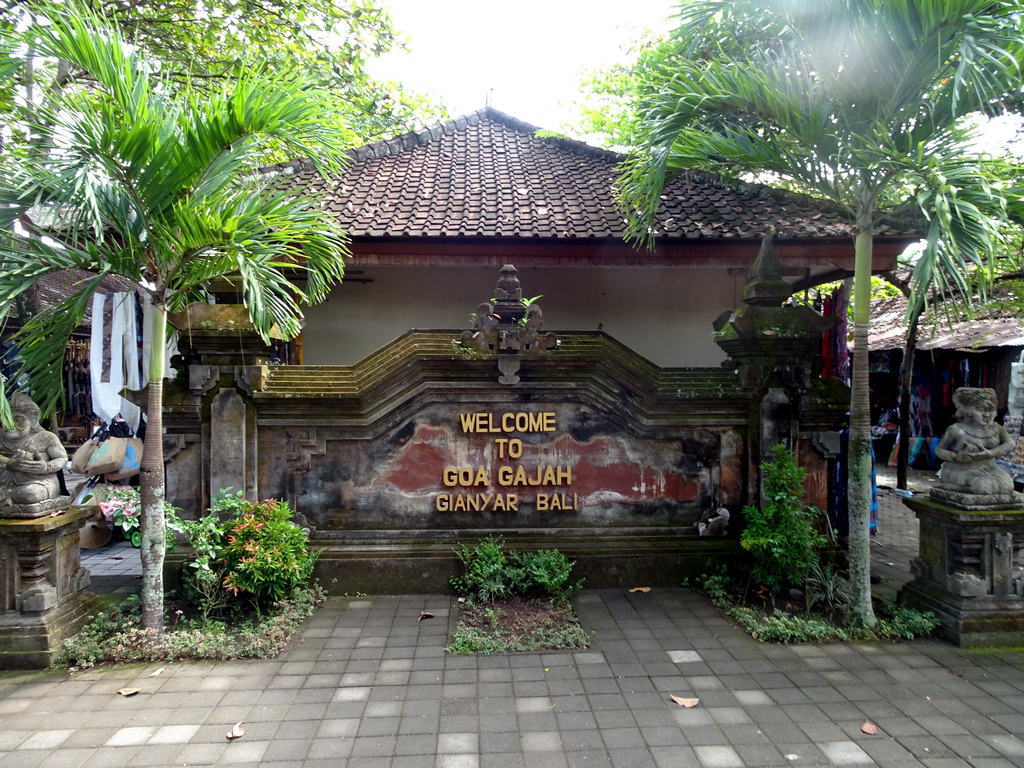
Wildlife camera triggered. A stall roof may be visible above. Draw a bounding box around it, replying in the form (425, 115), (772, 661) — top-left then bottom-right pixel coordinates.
(869, 288), (1024, 352)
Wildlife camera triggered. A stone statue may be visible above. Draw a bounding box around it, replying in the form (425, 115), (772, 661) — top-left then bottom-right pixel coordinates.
(0, 393), (71, 518)
(930, 387), (1024, 510)
(695, 507), (730, 537)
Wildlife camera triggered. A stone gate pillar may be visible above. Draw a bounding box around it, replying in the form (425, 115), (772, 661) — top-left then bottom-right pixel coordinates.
(165, 303), (276, 513)
(713, 234), (842, 505)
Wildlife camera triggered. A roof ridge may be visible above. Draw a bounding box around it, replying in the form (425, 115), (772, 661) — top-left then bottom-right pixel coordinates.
(257, 107), (622, 175)
(336, 107), (625, 164)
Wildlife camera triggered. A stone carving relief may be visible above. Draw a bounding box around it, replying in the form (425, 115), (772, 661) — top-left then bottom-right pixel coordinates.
(695, 507), (730, 537)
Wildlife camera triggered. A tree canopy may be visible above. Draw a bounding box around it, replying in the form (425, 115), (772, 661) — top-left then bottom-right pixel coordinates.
(1, 0), (445, 152)
(0, 3), (353, 632)
(618, 0), (1024, 626)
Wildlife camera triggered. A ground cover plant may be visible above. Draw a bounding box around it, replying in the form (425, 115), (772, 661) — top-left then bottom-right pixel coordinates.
(57, 493), (322, 671)
(691, 445), (939, 643)
(446, 537), (589, 654)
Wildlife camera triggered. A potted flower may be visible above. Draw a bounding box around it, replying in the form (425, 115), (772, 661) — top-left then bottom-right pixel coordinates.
(98, 485), (142, 547)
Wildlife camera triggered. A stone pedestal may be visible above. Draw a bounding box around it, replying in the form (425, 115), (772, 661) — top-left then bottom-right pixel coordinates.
(900, 497), (1024, 646)
(0, 506), (96, 668)
(169, 303), (284, 365)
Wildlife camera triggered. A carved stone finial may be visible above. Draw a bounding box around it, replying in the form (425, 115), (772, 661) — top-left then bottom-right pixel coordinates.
(494, 264), (522, 302)
(713, 235), (838, 377)
(742, 234), (793, 307)
(459, 265), (556, 385)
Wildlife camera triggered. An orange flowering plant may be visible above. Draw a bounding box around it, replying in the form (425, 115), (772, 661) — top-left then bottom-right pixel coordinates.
(171, 491), (319, 610)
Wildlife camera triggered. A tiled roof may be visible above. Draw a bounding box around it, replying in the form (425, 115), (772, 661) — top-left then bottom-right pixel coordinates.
(869, 284), (1024, 352)
(264, 108), (920, 242)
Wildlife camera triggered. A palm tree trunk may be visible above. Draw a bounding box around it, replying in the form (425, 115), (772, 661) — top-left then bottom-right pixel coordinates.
(139, 304), (167, 634)
(848, 198), (878, 627)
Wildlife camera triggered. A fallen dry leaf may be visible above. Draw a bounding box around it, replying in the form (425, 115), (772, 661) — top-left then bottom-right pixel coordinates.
(629, 587), (652, 593)
(117, 688), (139, 697)
(861, 721), (878, 735)
(418, 611), (434, 621)
(148, 667), (164, 678)
(226, 721), (245, 741)
(669, 695), (700, 708)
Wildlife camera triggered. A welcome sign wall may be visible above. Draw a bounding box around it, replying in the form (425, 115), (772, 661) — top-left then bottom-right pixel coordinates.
(275, 400), (739, 533)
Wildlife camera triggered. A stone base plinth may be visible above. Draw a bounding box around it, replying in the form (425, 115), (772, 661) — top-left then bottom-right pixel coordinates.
(900, 579), (1024, 647)
(304, 527), (742, 595)
(0, 506), (97, 669)
(899, 497), (1024, 647)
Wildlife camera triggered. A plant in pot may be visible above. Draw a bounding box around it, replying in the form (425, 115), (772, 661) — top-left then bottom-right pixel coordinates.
(98, 485), (142, 547)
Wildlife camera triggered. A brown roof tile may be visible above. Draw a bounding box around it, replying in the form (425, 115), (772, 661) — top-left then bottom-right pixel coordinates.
(869, 281), (1024, 351)
(266, 108), (920, 243)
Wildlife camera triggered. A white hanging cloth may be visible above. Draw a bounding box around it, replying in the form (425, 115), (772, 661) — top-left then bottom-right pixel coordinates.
(91, 291), (180, 433)
(116, 292), (142, 432)
(90, 292), (124, 425)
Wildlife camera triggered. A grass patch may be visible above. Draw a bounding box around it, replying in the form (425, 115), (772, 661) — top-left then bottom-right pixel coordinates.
(446, 596), (589, 655)
(56, 584), (324, 672)
(446, 538), (589, 654)
(694, 570), (939, 643)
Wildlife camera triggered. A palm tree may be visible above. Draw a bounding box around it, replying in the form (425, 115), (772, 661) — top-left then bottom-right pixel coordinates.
(619, 0), (1023, 626)
(0, 6), (349, 633)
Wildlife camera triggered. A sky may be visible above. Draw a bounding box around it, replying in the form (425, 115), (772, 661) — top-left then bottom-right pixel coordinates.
(368, 1), (1023, 157)
(368, 0), (678, 134)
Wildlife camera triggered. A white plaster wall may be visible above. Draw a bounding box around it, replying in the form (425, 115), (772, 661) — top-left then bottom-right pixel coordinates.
(301, 265), (744, 367)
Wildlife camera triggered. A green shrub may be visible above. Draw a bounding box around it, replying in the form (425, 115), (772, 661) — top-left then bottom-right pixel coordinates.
(805, 559), (853, 614)
(877, 604), (941, 639)
(450, 537), (515, 602)
(170, 491), (318, 612)
(514, 549), (583, 598)
(741, 444), (827, 593)
(449, 537), (583, 602)
(218, 496), (318, 604)
(727, 605), (846, 643)
(56, 585), (324, 670)
(719, 600), (939, 644)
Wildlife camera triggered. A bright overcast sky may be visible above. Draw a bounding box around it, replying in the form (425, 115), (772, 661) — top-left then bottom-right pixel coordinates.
(369, 0), (678, 134)
(368, 1), (1023, 156)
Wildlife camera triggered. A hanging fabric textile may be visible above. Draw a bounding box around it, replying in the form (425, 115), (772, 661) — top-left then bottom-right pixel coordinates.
(829, 283), (850, 382)
(90, 293), (124, 424)
(90, 292), (144, 431)
(119, 293), (142, 432)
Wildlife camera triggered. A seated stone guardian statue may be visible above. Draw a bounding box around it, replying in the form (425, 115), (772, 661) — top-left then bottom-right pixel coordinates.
(0, 393), (71, 518)
(930, 387), (1024, 510)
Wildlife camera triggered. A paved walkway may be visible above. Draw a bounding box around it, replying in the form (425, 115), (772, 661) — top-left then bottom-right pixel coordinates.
(1, 471), (1022, 767)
